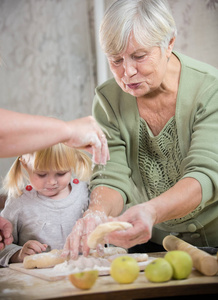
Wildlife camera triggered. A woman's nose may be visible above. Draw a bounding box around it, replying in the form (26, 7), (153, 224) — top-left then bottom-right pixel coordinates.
(123, 59), (137, 77)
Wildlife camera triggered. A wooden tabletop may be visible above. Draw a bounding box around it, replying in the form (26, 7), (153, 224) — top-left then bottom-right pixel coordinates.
(1, 252), (218, 300)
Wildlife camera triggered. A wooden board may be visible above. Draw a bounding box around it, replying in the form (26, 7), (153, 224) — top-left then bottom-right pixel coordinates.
(9, 258), (153, 281)
(9, 263), (66, 281)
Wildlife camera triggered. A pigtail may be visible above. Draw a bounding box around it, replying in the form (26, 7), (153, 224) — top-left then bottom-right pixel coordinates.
(73, 150), (92, 182)
(1, 157), (26, 198)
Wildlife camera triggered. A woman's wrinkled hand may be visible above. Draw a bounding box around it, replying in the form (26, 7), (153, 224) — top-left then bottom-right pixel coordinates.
(65, 116), (110, 165)
(62, 210), (107, 260)
(106, 203), (156, 249)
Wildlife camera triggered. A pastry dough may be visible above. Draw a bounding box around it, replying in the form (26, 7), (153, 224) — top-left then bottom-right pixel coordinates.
(23, 247), (126, 269)
(23, 249), (67, 269)
(23, 246), (148, 269)
(87, 221), (133, 249)
(107, 253), (148, 262)
(90, 246), (127, 257)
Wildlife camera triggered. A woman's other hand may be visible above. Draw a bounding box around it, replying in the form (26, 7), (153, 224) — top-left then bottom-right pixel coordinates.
(62, 210), (107, 260)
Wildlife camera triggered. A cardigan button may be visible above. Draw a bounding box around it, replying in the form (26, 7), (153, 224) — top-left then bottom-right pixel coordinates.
(191, 233), (200, 239)
(187, 223), (197, 233)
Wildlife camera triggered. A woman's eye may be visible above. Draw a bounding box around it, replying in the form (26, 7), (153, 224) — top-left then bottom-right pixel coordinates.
(134, 55), (146, 60)
(112, 59), (123, 65)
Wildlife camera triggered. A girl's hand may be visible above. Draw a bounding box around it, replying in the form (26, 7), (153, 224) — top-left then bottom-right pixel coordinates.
(65, 116), (110, 165)
(62, 210), (107, 260)
(10, 240), (47, 263)
(106, 203), (156, 249)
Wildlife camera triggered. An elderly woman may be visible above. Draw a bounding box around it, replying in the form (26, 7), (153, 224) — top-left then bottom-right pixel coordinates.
(63, 0), (218, 258)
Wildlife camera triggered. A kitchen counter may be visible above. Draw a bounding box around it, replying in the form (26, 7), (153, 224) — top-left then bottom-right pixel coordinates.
(0, 252), (218, 300)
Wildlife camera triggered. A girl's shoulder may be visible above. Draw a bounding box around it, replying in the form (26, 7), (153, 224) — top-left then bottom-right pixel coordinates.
(13, 185), (38, 203)
(70, 179), (89, 197)
(71, 179), (89, 190)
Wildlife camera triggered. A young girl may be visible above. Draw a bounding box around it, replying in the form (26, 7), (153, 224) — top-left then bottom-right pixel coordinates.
(0, 143), (92, 267)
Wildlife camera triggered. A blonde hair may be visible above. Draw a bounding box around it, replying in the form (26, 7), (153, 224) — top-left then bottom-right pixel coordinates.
(100, 0), (177, 56)
(2, 144), (92, 198)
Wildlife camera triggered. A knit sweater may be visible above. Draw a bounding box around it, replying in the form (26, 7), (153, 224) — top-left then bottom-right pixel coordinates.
(90, 51), (218, 247)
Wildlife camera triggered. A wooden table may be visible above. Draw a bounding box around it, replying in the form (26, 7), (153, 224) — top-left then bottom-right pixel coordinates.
(0, 252), (218, 300)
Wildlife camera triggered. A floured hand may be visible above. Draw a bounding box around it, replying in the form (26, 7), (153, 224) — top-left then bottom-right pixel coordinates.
(62, 210), (107, 260)
(65, 116), (110, 165)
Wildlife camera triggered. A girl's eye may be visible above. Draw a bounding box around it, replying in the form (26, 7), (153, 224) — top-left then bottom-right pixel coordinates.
(57, 172), (67, 176)
(37, 174), (46, 178)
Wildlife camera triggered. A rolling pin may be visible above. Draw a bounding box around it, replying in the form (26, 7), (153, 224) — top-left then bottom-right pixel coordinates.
(163, 235), (218, 276)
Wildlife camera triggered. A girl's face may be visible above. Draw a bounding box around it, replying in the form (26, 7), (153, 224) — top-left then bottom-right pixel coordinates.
(107, 34), (174, 98)
(26, 168), (72, 199)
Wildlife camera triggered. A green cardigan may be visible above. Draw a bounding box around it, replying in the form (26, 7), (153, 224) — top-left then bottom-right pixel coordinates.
(91, 52), (218, 247)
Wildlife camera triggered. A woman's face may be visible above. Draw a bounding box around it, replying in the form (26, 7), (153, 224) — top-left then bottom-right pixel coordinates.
(107, 34), (173, 98)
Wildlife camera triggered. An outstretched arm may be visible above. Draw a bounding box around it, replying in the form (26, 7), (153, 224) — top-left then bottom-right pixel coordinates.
(0, 109), (109, 164)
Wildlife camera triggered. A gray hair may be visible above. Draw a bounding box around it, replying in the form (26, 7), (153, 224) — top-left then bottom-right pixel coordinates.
(100, 0), (177, 56)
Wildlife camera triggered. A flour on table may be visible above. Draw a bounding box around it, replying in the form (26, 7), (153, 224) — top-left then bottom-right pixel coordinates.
(52, 252), (149, 276)
(52, 256), (110, 275)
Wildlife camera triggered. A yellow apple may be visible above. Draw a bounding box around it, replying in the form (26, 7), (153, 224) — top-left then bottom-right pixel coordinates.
(145, 258), (173, 283)
(68, 270), (99, 290)
(164, 250), (193, 280)
(110, 255), (140, 284)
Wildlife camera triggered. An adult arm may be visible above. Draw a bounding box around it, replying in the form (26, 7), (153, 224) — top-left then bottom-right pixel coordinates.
(0, 109), (109, 164)
(108, 177), (202, 248)
(63, 186), (124, 259)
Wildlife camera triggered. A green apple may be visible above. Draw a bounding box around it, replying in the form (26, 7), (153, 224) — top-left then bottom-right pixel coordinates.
(145, 258), (173, 283)
(110, 255), (140, 284)
(68, 270), (99, 290)
(164, 250), (193, 280)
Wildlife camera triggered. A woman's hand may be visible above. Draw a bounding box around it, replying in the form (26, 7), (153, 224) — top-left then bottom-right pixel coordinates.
(62, 210), (107, 260)
(65, 116), (110, 165)
(106, 203), (156, 249)
(10, 240), (47, 263)
(0, 217), (13, 250)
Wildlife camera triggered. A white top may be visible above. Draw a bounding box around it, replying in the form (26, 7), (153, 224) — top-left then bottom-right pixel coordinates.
(0, 180), (89, 266)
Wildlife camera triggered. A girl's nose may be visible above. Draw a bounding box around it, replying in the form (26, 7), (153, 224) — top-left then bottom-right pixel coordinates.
(47, 177), (57, 185)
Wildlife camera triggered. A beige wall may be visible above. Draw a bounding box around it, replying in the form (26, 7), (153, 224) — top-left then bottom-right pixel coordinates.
(0, 0), (96, 182)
